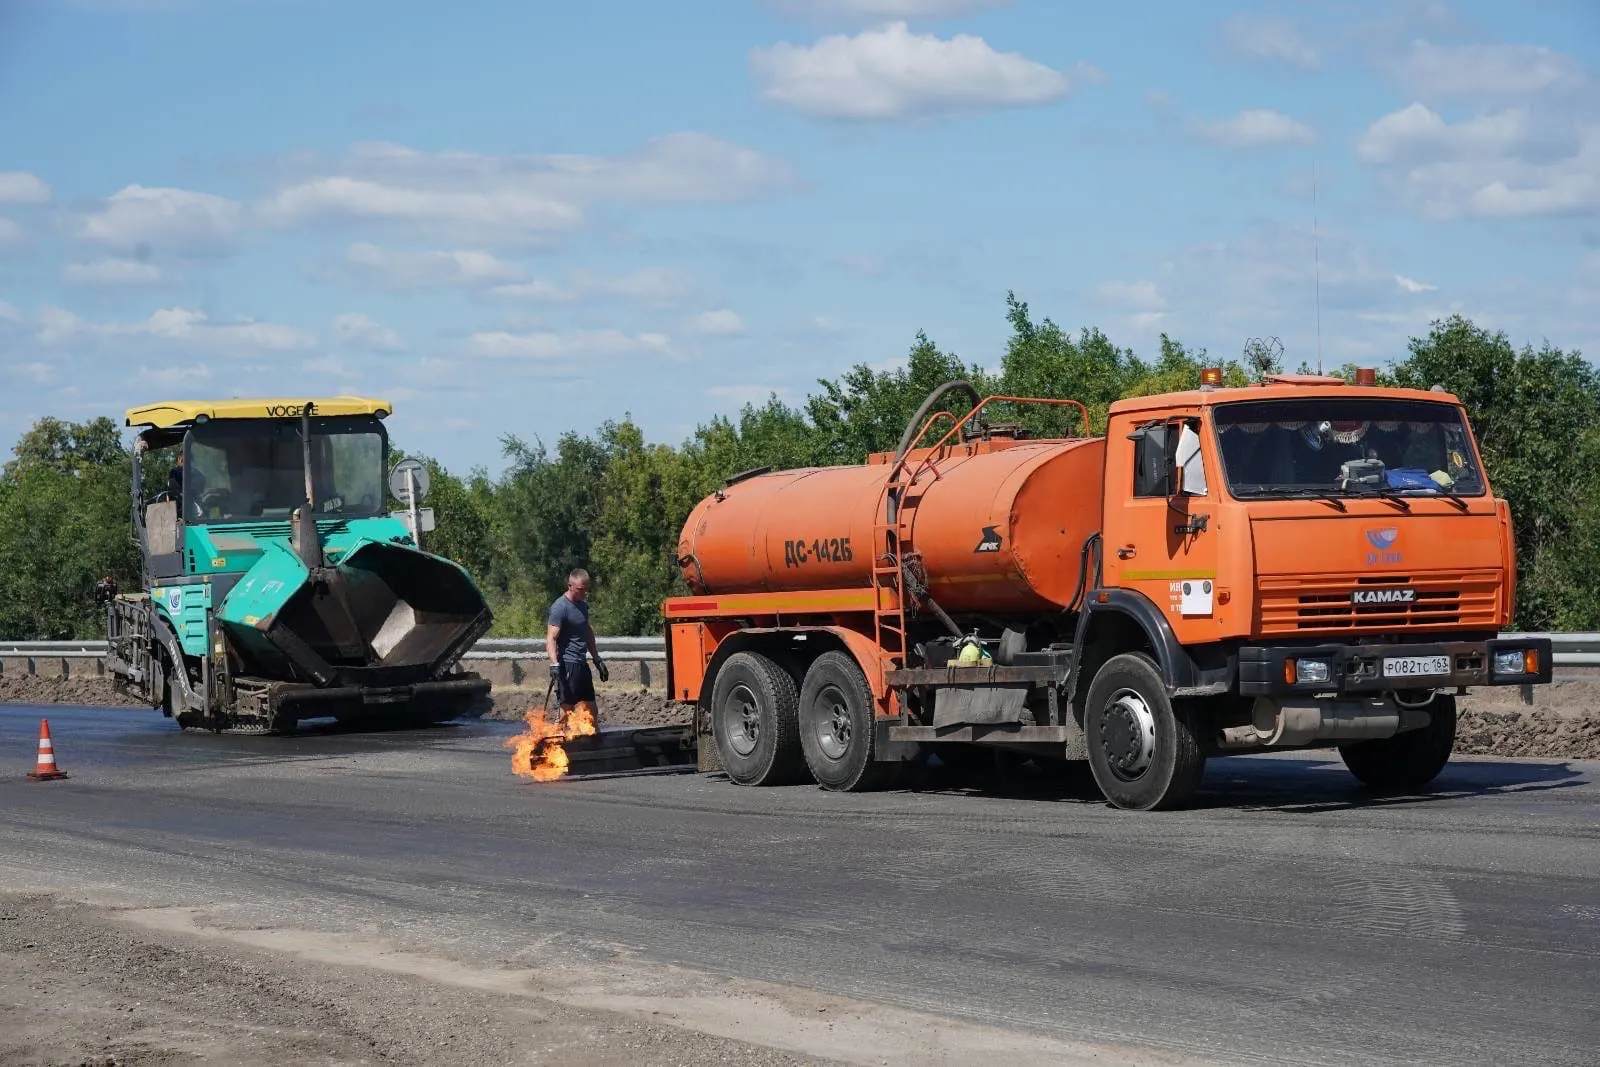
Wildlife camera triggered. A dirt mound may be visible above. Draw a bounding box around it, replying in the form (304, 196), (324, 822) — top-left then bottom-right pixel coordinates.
(479, 685), (690, 727)
(0, 675), (141, 708)
(1455, 708), (1600, 760)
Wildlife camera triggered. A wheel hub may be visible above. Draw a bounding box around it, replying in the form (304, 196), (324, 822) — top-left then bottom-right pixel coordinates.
(816, 686), (850, 760)
(1099, 690), (1156, 781)
(726, 683), (760, 757)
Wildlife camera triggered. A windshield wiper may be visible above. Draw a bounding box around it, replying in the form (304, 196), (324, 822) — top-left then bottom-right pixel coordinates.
(1240, 486), (1347, 511)
(1343, 483), (1411, 512)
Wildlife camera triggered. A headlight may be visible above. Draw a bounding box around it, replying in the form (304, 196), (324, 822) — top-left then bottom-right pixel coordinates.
(1293, 658), (1331, 685)
(1494, 649), (1538, 675)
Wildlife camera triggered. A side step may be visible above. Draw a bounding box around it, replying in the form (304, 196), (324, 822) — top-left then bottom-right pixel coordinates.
(548, 724), (699, 779)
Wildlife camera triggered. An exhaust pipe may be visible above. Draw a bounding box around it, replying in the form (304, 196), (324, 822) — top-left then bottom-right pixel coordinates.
(1219, 696), (1432, 750)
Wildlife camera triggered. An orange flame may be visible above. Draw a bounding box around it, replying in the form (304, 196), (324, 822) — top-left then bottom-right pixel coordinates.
(506, 703), (597, 782)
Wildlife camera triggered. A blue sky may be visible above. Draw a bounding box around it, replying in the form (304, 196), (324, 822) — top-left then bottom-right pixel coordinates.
(1, 0), (1596, 473)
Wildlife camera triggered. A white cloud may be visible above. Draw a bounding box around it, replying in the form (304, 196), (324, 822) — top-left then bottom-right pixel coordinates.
(468, 328), (672, 360)
(773, 0), (1011, 16)
(61, 257), (164, 285)
(686, 309), (748, 335)
(1357, 103), (1600, 219)
(1190, 109), (1315, 148)
(0, 218), (24, 250)
(332, 312), (404, 351)
(1355, 103), (1530, 164)
(490, 266), (695, 305)
(76, 185), (242, 254)
(1399, 41), (1586, 101)
(0, 300), (20, 323)
(263, 177), (581, 240)
(750, 21), (1071, 120)
(0, 172), (51, 204)
(37, 306), (315, 352)
(260, 133), (793, 244)
(337, 241), (524, 289)
(1222, 16), (1318, 69)
(1395, 274), (1437, 293)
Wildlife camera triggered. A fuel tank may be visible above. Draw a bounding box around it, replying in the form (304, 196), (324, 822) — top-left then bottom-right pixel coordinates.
(677, 437), (1106, 614)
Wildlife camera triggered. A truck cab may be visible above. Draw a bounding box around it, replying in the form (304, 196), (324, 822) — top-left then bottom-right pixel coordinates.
(1072, 371), (1551, 806)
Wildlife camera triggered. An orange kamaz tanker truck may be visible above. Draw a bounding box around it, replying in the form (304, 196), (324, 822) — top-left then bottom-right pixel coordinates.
(661, 373), (1554, 810)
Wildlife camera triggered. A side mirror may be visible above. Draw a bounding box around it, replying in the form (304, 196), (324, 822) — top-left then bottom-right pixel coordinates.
(1172, 423), (1208, 497)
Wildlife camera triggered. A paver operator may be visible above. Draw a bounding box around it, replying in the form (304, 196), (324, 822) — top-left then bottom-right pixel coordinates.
(546, 568), (609, 721)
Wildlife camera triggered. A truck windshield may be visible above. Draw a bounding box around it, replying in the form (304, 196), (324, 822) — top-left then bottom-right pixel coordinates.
(185, 416), (388, 523)
(1214, 398), (1485, 499)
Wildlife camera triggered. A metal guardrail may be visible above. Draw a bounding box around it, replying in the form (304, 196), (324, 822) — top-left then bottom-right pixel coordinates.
(1, 633), (1596, 666)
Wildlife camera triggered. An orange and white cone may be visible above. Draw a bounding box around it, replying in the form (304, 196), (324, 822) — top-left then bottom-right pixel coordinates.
(26, 719), (68, 781)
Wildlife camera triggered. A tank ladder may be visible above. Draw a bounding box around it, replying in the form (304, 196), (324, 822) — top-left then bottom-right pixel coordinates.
(871, 473), (930, 683)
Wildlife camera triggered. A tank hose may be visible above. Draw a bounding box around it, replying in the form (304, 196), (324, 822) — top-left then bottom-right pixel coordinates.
(891, 380), (982, 474)
(1064, 531), (1103, 615)
(887, 380), (982, 527)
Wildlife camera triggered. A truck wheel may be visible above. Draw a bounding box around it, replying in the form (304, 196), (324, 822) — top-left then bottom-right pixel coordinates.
(1339, 695), (1456, 792)
(1084, 652), (1206, 811)
(711, 651), (804, 786)
(799, 651), (896, 792)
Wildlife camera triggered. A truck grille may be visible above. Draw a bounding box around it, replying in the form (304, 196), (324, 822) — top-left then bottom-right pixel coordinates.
(1256, 572), (1501, 634)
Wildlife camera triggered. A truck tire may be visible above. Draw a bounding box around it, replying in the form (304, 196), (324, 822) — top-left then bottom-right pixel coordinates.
(1084, 652), (1206, 811)
(1339, 695), (1456, 792)
(798, 651), (897, 792)
(712, 651), (805, 786)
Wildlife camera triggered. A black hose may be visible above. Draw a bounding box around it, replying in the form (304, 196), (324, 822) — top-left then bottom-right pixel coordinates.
(1064, 531), (1102, 616)
(891, 380), (982, 473)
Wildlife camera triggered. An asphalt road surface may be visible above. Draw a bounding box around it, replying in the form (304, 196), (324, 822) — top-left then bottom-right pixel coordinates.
(2, 703), (1597, 1066)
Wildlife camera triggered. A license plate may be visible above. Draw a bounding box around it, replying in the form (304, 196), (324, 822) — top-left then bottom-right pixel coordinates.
(1383, 655), (1451, 678)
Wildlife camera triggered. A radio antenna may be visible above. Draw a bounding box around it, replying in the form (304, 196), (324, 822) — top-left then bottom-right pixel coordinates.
(1313, 160), (1323, 375)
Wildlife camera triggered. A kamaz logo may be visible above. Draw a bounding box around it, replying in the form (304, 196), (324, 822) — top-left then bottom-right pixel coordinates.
(1365, 527), (1399, 550)
(1351, 587), (1416, 605)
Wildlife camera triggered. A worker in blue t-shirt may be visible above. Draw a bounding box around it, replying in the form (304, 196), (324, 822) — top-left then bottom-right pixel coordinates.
(545, 568), (609, 722)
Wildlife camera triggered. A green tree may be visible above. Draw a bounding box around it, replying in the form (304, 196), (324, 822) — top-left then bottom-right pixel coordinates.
(0, 417), (138, 638)
(1391, 314), (1600, 629)
(804, 330), (991, 464)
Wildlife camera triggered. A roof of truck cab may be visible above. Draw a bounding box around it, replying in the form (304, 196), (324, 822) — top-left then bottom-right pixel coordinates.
(124, 396), (393, 428)
(1108, 379), (1463, 417)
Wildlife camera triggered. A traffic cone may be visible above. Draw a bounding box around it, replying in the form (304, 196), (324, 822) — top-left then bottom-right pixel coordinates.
(26, 719), (68, 781)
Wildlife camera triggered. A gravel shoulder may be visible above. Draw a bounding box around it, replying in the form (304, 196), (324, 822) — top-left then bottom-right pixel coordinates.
(0, 891), (830, 1067)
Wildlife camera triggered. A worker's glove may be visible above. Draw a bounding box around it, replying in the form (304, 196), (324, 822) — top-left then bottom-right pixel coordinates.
(548, 663), (560, 681)
(594, 657), (609, 682)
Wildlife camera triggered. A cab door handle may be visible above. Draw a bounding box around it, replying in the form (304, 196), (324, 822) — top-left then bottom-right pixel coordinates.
(1118, 545), (1137, 559)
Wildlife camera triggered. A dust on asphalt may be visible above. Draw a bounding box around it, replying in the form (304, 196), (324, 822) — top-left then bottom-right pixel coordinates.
(0, 892), (829, 1067)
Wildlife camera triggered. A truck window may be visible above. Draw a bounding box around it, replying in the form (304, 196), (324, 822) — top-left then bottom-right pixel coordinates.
(186, 416), (388, 523)
(1132, 423), (1174, 497)
(1214, 398), (1485, 499)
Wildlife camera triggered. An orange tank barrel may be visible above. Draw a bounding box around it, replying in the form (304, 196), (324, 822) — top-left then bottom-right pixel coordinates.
(677, 437), (1106, 614)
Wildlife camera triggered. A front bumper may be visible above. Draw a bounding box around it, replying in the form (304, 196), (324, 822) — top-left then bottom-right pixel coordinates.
(1238, 637), (1554, 697)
